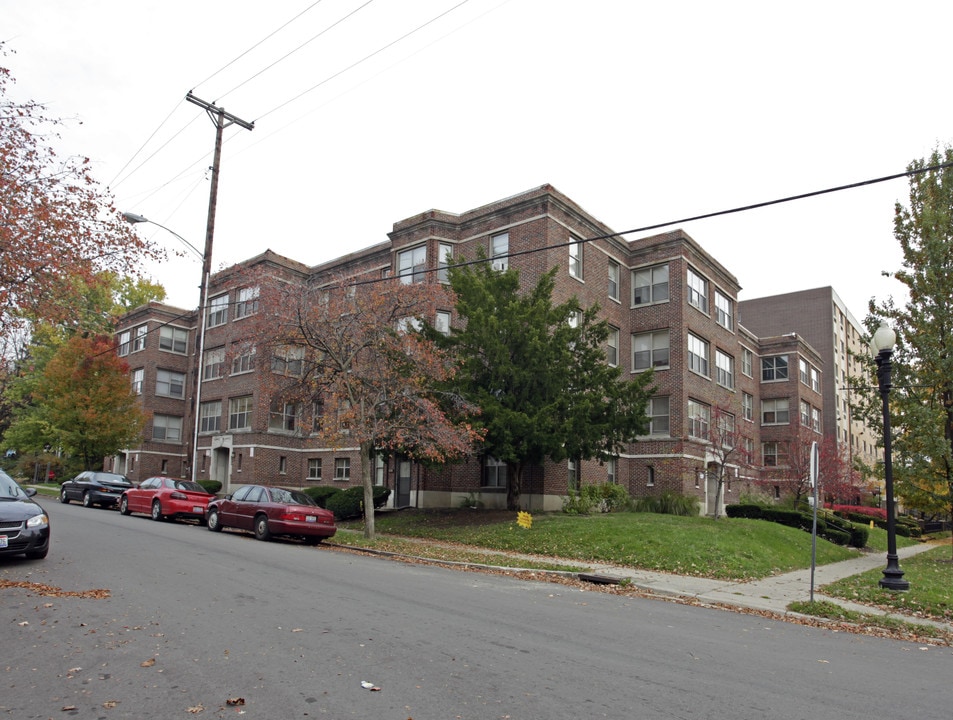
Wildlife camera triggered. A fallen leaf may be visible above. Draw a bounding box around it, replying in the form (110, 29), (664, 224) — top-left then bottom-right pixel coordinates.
(103, 700), (118, 709)
(18, 621), (28, 626)
(187, 704), (204, 713)
(62, 706), (77, 711)
(226, 697), (245, 706)
(140, 658), (156, 667)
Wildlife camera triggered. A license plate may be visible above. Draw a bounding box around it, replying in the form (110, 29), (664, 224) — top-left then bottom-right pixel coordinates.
(306, 515), (317, 523)
(193, 506), (204, 513)
(0, 535), (7, 548)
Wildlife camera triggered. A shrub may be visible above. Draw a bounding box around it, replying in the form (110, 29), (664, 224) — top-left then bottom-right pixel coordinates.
(725, 504), (762, 519)
(197, 480), (222, 495)
(325, 485), (391, 519)
(304, 485), (342, 508)
(562, 489), (595, 515)
(563, 483), (631, 514)
(633, 492), (698, 517)
(821, 526), (851, 546)
(372, 485), (391, 508)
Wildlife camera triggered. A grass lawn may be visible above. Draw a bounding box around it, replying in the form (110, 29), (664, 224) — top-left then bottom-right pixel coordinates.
(339, 509), (868, 581)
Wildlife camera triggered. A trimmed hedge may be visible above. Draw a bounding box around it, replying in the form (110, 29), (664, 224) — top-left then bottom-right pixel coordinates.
(303, 485), (342, 508)
(198, 480), (222, 495)
(725, 503), (868, 548)
(325, 485), (392, 520)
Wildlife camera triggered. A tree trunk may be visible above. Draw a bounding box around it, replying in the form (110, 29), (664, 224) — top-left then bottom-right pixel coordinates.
(506, 462), (523, 511)
(360, 442), (375, 539)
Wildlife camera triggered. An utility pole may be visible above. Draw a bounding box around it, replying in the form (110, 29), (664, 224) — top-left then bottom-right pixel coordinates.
(184, 92), (254, 485)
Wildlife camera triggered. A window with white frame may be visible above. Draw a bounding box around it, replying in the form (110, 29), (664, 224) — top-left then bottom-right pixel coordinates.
(397, 245), (427, 284)
(334, 457), (351, 480)
(761, 398), (790, 425)
(687, 267), (708, 312)
(688, 399), (711, 439)
(200, 400), (221, 434)
(207, 293), (228, 327)
(156, 369), (185, 399)
(307, 458), (322, 480)
(688, 333), (710, 376)
(742, 392), (754, 422)
(132, 324), (148, 352)
(272, 346), (304, 376)
(632, 264), (669, 305)
(484, 456), (507, 488)
(607, 326), (619, 366)
(228, 396), (253, 431)
(159, 326), (188, 354)
(117, 330), (130, 357)
(279, 456), (287, 474)
(491, 232), (509, 271)
(568, 237), (583, 279)
(435, 310), (451, 335)
(235, 286), (260, 319)
(567, 458), (578, 491)
(762, 441), (786, 467)
(715, 350), (735, 389)
(812, 406), (821, 432)
(646, 466), (656, 487)
(810, 367), (820, 392)
(608, 260), (620, 301)
(715, 290), (733, 330)
(269, 401), (298, 432)
(632, 330), (670, 371)
(437, 243), (452, 283)
(742, 436), (754, 460)
(717, 412), (735, 446)
(231, 345), (256, 374)
(204, 347), (224, 380)
(153, 414), (182, 442)
(131, 368), (144, 395)
(647, 397), (670, 435)
(761, 355), (789, 381)
(800, 400), (811, 426)
(799, 358), (809, 385)
(742, 347), (753, 377)
(606, 457), (617, 484)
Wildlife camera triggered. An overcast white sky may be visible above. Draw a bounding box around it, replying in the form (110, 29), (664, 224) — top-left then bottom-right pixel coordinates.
(6, 1), (951, 325)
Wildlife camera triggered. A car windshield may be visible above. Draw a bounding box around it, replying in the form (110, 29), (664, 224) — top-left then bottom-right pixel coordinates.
(95, 473), (129, 484)
(0, 469), (27, 500)
(269, 488), (316, 506)
(173, 481), (207, 493)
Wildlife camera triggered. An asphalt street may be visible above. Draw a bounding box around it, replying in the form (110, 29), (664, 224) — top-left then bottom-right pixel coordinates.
(2, 500), (951, 719)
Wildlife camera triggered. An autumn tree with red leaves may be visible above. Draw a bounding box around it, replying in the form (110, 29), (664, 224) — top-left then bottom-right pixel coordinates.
(0, 48), (161, 335)
(248, 276), (483, 539)
(699, 405), (754, 519)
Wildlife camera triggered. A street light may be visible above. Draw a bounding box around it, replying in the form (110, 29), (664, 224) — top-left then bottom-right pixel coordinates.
(869, 321), (910, 592)
(123, 212), (208, 486)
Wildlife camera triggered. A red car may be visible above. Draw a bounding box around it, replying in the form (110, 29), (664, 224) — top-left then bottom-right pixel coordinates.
(206, 485), (336, 544)
(120, 477), (214, 523)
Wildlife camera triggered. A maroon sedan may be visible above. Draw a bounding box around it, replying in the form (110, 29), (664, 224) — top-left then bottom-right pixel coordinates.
(120, 477), (214, 523)
(206, 485), (336, 544)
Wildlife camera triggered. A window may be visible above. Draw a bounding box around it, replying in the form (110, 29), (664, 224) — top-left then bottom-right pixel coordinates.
(608, 260), (620, 301)
(308, 458), (322, 480)
(159, 326), (188, 354)
(568, 237), (583, 279)
(742, 348), (753, 377)
(688, 399), (711, 439)
(762, 355), (788, 381)
(632, 330), (670, 371)
(228, 396), (253, 431)
(156, 369), (185, 399)
(800, 400), (811, 426)
(397, 245), (427, 284)
(312, 399), (324, 433)
(484, 456), (507, 488)
(715, 291), (733, 330)
(235, 286), (259, 319)
(272, 346), (304, 376)
(231, 345), (256, 374)
(132, 324), (148, 352)
(742, 392), (754, 422)
(810, 367), (820, 392)
(607, 326), (619, 366)
(606, 457), (617, 484)
(687, 267), (708, 312)
(763, 442), (787, 467)
(437, 243), (452, 283)
(567, 458), (578, 491)
(491, 232), (509, 271)
(688, 333), (710, 376)
(207, 293), (228, 327)
(153, 414), (182, 442)
(435, 310), (451, 335)
(762, 398), (790, 425)
(334, 458), (351, 480)
(279, 456), (287, 474)
(204, 347), (225, 380)
(117, 330), (130, 357)
(131, 368), (144, 395)
(715, 350), (735, 389)
(717, 412), (735, 446)
(632, 264), (669, 305)
(200, 400), (221, 433)
(646, 466), (656, 487)
(647, 397), (670, 436)
(269, 401), (298, 432)
(812, 407), (822, 432)
(799, 358), (809, 385)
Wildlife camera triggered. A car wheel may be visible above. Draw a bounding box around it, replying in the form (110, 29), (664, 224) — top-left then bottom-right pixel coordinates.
(25, 546), (49, 560)
(254, 515), (271, 541)
(82, 491), (93, 508)
(151, 500), (164, 521)
(119, 496), (130, 515)
(60, 487), (70, 504)
(207, 508), (223, 532)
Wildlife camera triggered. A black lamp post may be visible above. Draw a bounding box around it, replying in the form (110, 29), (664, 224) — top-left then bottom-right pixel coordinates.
(870, 322), (910, 592)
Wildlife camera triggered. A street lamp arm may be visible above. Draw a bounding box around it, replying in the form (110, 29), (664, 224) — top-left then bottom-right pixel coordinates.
(122, 212), (204, 261)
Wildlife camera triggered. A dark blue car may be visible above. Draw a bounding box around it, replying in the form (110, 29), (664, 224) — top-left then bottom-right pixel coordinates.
(0, 469), (50, 560)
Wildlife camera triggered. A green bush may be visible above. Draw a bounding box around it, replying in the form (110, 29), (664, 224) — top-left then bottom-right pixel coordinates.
(562, 489), (595, 515)
(821, 526), (851, 546)
(725, 504), (762, 519)
(325, 485), (391, 519)
(562, 483), (631, 514)
(304, 485), (342, 508)
(372, 485), (391, 508)
(198, 480), (222, 495)
(633, 492), (698, 517)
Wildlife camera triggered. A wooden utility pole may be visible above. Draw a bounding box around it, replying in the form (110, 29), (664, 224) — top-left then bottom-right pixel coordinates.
(184, 92), (254, 484)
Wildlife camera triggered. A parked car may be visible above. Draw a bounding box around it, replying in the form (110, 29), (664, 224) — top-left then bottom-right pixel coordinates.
(60, 471), (133, 508)
(207, 485), (336, 544)
(0, 469), (50, 559)
(120, 477), (214, 523)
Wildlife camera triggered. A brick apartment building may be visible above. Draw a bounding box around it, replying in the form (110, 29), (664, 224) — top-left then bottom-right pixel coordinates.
(108, 185), (840, 514)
